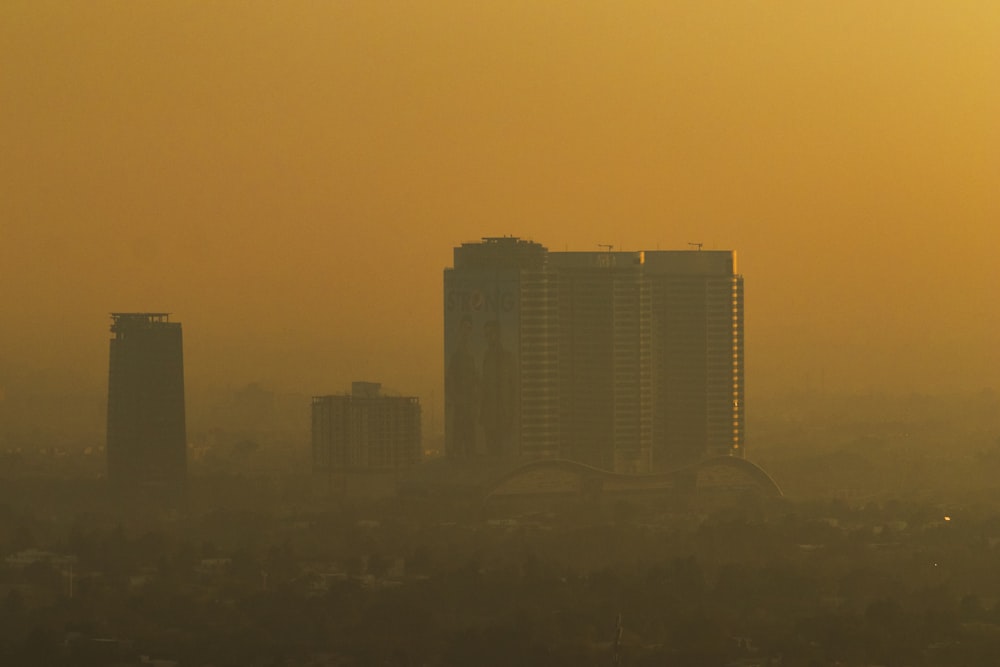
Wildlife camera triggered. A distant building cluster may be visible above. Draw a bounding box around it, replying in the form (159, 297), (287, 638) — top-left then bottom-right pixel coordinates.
(103, 312), (424, 494)
(444, 237), (744, 472)
(311, 382), (422, 472)
(104, 236), (746, 492)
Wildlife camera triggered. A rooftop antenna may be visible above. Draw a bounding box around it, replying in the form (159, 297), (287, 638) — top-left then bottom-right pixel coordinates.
(688, 242), (703, 251)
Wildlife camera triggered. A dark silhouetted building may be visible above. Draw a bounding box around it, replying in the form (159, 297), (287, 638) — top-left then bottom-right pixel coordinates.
(443, 238), (554, 462)
(443, 238), (743, 472)
(106, 313), (187, 491)
(549, 250), (653, 472)
(312, 382), (421, 473)
(644, 250), (744, 466)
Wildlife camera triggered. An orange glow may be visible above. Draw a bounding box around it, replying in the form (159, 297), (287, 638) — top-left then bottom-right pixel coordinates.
(1, 1), (998, 414)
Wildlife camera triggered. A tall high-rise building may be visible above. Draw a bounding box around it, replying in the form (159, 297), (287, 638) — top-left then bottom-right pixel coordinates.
(550, 251), (653, 472)
(106, 313), (187, 490)
(312, 382), (422, 472)
(443, 238), (743, 472)
(443, 238), (556, 461)
(644, 251), (744, 466)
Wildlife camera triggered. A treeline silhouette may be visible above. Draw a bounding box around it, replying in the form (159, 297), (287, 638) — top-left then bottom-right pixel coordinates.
(5, 485), (1000, 665)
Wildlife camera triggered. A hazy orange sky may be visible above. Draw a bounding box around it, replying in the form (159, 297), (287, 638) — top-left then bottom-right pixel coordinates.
(2, 1), (998, 413)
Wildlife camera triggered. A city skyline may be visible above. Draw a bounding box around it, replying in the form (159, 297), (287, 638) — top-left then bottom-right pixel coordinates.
(4, 4), (1000, 664)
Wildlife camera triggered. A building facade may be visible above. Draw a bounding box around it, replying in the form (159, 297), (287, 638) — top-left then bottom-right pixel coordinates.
(106, 312), (187, 490)
(550, 251), (653, 472)
(443, 238), (744, 472)
(443, 238), (556, 461)
(644, 251), (744, 465)
(312, 382), (421, 472)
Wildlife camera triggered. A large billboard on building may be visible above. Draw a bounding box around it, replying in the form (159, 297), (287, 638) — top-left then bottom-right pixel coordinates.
(444, 269), (520, 460)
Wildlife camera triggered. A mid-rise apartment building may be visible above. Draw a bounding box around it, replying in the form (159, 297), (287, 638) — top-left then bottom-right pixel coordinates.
(312, 382), (421, 472)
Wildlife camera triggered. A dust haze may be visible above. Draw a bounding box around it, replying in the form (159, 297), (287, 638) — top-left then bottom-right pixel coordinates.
(2, 2), (1000, 665)
(3, 2), (998, 404)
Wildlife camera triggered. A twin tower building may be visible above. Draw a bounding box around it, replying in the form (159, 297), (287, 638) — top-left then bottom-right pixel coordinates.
(444, 237), (744, 473)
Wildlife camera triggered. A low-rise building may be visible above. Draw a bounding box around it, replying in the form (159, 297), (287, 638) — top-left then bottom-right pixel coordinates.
(312, 382), (421, 472)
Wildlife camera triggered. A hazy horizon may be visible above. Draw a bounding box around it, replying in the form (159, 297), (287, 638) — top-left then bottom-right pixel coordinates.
(3, 2), (999, 414)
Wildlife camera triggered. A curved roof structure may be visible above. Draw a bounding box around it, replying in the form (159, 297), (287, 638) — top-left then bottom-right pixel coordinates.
(484, 456), (782, 501)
